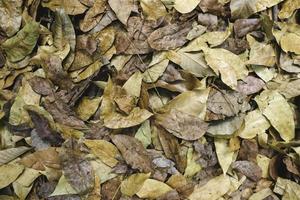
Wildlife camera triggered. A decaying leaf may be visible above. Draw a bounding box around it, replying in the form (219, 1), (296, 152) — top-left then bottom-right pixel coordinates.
(108, 0), (133, 25)
(156, 109), (208, 141)
(232, 160), (262, 181)
(111, 135), (154, 173)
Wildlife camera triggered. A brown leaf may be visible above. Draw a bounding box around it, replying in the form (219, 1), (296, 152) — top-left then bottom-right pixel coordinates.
(232, 161), (262, 181)
(206, 88), (250, 120)
(156, 125), (187, 173)
(199, 0), (226, 16)
(20, 148), (61, 171)
(28, 76), (54, 96)
(234, 19), (261, 38)
(44, 99), (87, 130)
(156, 109), (208, 141)
(60, 141), (94, 195)
(148, 22), (192, 50)
(115, 17), (155, 54)
(220, 37), (249, 54)
(238, 139), (258, 162)
(237, 76), (265, 95)
(101, 177), (122, 200)
(283, 157), (300, 176)
(160, 63), (184, 83)
(111, 135), (154, 173)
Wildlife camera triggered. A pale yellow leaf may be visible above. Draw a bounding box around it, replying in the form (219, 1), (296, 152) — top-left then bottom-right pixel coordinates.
(120, 173), (151, 197)
(84, 140), (119, 167)
(215, 139), (235, 175)
(0, 163), (24, 189)
(188, 174), (231, 200)
(238, 109), (270, 139)
(174, 0), (201, 13)
(136, 179), (173, 199)
(255, 90), (295, 141)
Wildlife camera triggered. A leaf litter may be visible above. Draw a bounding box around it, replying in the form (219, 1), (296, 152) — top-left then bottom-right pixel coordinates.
(0, 0), (300, 199)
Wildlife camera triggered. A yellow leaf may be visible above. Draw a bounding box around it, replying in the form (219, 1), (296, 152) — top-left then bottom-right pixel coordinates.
(238, 109), (270, 139)
(188, 174), (231, 200)
(76, 97), (101, 121)
(255, 90), (295, 141)
(0, 163), (24, 189)
(84, 140), (120, 167)
(174, 0), (201, 13)
(204, 48), (248, 89)
(50, 175), (77, 196)
(256, 154), (270, 178)
(215, 139), (235, 175)
(184, 147), (202, 178)
(136, 179), (173, 199)
(140, 0), (167, 20)
(42, 0), (88, 15)
(278, 0), (300, 19)
(120, 173), (151, 197)
(123, 71), (143, 97)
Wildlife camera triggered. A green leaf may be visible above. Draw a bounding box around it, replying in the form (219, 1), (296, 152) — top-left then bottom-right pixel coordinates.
(2, 21), (40, 62)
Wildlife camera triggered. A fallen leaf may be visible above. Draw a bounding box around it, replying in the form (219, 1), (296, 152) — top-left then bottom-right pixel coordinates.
(0, 0), (22, 37)
(135, 120), (152, 148)
(204, 48), (248, 89)
(238, 109), (270, 139)
(41, 0), (88, 15)
(278, 0), (300, 19)
(120, 173), (151, 197)
(215, 138), (235, 174)
(136, 179), (173, 199)
(0, 146), (31, 165)
(112, 135), (154, 173)
(0, 163), (24, 189)
(148, 22), (192, 51)
(156, 109), (208, 141)
(140, 0), (167, 20)
(2, 21), (40, 62)
(84, 139), (120, 167)
(246, 35), (276, 67)
(188, 174), (231, 200)
(237, 76), (265, 95)
(173, 0), (201, 14)
(234, 18), (261, 38)
(255, 90), (295, 141)
(76, 97), (101, 121)
(232, 161), (262, 181)
(108, 0), (133, 25)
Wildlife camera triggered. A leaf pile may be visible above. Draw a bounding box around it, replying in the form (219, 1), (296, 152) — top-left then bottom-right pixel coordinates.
(0, 0), (300, 199)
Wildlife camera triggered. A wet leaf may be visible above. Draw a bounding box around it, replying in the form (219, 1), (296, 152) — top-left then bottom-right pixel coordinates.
(156, 109), (208, 141)
(255, 90), (295, 142)
(120, 173), (151, 197)
(2, 21), (40, 62)
(136, 179), (173, 199)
